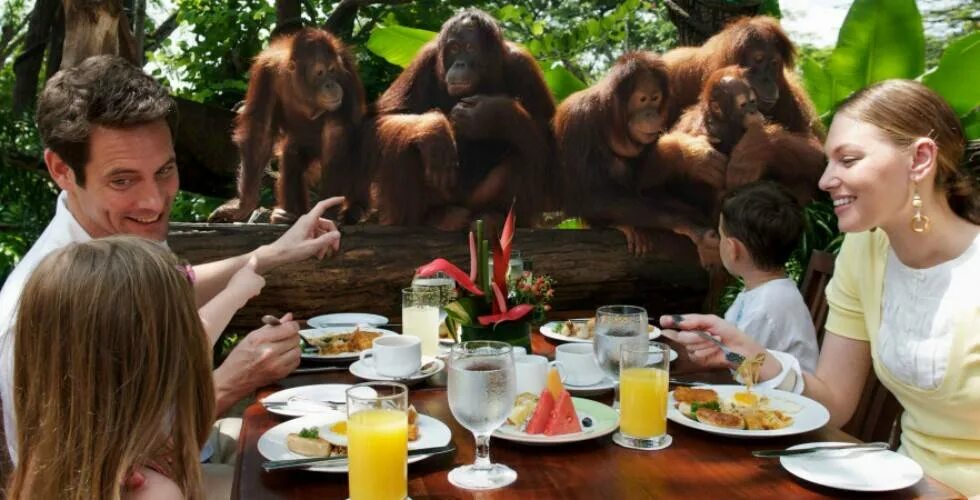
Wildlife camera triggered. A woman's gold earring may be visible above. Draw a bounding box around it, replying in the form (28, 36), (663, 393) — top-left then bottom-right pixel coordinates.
(911, 185), (930, 233)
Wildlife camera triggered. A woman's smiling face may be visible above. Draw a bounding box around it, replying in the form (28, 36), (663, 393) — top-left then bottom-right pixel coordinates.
(819, 113), (914, 233)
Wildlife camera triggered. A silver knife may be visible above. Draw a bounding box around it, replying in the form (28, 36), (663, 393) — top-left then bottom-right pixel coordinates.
(752, 441), (889, 458)
(263, 445), (455, 471)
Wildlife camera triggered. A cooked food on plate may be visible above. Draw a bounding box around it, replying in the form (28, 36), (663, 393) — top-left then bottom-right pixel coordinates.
(287, 426), (342, 458)
(674, 378), (795, 431)
(308, 328), (382, 355)
(286, 405), (421, 457)
(555, 318), (655, 340)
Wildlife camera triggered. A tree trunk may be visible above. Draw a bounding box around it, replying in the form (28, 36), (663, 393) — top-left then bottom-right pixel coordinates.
(61, 0), (138, 69)
(45, 3), (64, 80)
(168, 224), (708, 331)
(273, 0), (303, 39)
(12, 0), (59, 115)
(172, 97), (239, 198)
(131, 0), (145, 64)
(663, 0), (762, 46)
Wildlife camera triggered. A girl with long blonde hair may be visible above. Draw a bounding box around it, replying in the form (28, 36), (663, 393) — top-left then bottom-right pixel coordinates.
(7, 236), (215, 499)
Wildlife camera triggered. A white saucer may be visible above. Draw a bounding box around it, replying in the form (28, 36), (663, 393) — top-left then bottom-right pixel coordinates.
(349, 355), (445, 383)
(563, 376), (616, 394)
(307, 313), (389, 329)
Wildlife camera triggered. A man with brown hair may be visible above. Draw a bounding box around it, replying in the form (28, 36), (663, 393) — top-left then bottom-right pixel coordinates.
(0, 55), (343, 495)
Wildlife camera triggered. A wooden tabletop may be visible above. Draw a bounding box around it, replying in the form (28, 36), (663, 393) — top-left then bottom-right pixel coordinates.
(231, 330), (961, 499)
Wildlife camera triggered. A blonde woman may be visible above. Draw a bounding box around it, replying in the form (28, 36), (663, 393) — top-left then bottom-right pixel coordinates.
(7, 236), (214, 499)
(662, 80), (980, 495)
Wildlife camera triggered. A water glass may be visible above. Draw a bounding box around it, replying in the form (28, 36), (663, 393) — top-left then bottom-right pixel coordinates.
(347, 382), (409, 500)
(615, 342), (672, 450)
(593, 305), (649, 409)
(411, 270), (456, 306)
(402, 287), (441, 356)
(447, 341), (517, 490)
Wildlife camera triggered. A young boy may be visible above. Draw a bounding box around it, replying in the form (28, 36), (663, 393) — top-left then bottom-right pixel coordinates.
(718, 181), (819, 372)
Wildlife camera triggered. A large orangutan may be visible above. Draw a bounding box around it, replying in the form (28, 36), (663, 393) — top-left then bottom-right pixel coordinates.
(663, 16), (820, 136)
(209, 28), (366, 224)
(555, 51), (719, 258)
(366, 8), (555, 230)
(657, 65), (825, 208)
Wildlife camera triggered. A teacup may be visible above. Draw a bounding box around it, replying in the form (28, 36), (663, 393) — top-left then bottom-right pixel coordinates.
(515, 354), (559, 395)
(554, 343), (605, 386)
(359, 335), (421, 378)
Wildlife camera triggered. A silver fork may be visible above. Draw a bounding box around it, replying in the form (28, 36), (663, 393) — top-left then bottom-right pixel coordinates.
(690, 329), (746, 368)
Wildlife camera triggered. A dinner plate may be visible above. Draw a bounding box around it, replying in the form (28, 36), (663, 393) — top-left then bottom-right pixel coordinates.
(261, 384), (370, 418)
(307, 313), (389, 329)
(300, 327), (397, 361)
(493, 397), (619, 445)
(257, 412), (452, 473)
(540, 320), (661, 343)
(780, 442), (923, 492)
(667, 384), (830, 438)
(349, 355), (445, 384)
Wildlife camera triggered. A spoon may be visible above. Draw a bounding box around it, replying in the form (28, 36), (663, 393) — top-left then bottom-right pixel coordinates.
(263, 314), (316, 351)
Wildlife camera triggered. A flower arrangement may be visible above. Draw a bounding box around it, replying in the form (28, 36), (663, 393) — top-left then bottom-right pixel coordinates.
(414, 206), (555, 343)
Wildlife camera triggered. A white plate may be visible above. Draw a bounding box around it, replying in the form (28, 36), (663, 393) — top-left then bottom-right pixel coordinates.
(300, 327), (397, 361)
(261, 384), (365, 418)
(257, 412), (452, 473)
(780, 442), (923, 492)
(493, 397), (619, 445)
(540, 319), (661, 343)
(563, 376), (617, 394)
(307, 313), (389, 329)
(667, 384), (830, 438)
(349, 355), (445, 383)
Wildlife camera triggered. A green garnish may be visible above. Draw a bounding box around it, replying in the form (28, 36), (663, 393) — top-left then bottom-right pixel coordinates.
(298, 426), (319, 439)
(690, 400), (721, 415)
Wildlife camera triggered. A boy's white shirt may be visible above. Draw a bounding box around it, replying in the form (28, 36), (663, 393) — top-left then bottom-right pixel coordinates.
(723, 277), (820, 373)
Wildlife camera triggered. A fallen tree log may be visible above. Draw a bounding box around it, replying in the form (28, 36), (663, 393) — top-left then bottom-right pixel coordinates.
(168, 223), (709, 330)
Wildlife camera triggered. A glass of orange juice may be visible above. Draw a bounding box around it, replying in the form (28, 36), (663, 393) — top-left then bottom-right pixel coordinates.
(346, 382), (409, 499)
(614, 342), (672, 450)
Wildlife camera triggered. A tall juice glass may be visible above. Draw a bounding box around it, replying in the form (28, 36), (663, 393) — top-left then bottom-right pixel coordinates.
(402, 287), (441, 356)
(347, 382), (409, 500)
(614, 342), (672, 450)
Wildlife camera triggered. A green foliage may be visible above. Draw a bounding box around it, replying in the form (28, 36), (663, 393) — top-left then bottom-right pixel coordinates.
(800, 0), (979, 139)
(920, 31), (980, 118)
(365, 24), (437, 68)
(170, 191), (225, 222)
(150, 0), (278, 108)
(826, 0), (925, 108)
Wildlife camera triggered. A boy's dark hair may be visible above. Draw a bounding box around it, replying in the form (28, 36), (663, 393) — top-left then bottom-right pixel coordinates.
(35, 55), (177, 186)
(720, 181), (804, 271)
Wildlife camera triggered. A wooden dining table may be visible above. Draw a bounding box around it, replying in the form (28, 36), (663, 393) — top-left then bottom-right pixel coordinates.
(231, 327), (961, 499)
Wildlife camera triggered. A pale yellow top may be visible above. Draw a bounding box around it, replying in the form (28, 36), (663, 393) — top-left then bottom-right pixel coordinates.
(825, 230), (980, 496)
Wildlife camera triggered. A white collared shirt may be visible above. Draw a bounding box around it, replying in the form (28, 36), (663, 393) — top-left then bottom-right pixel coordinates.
(0, 191), (92, 460)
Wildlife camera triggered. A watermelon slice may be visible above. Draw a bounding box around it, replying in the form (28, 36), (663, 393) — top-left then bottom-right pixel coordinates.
(525, 388), (555, 434)
(543, 390), (582, 436)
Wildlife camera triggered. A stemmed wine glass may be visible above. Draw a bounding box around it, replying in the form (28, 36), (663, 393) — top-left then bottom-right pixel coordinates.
(447, 341), (518, 490)
(593, 305), (649, 410)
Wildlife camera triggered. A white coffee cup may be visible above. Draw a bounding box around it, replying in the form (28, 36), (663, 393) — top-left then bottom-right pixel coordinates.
(511, 346), (528, 358)
(554, 343), (605, 386)
(515, 354), (558, 395)
(359, 335), (421, 378)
